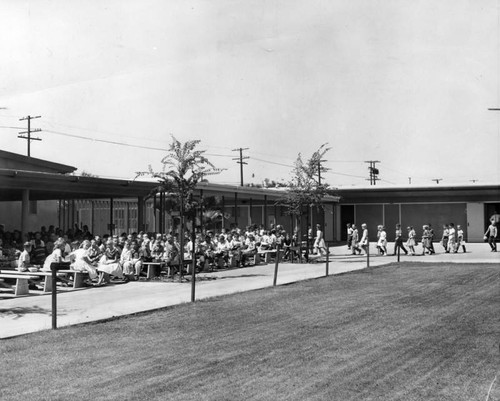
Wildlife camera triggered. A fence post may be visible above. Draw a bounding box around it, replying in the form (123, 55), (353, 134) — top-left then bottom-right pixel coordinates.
(50, 261), (71, 330)
(366, 239), (370, 269)
(51, 263), (57, 330)
(325, 243), (330, 277)
(273, 245), (281, 287)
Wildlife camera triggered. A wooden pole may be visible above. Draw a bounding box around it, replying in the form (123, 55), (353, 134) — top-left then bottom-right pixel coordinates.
(366, 238), (370, 269)
(325, 243), (330, 276)
(51, 264), (57, 329)
(273, 245), (280, 287)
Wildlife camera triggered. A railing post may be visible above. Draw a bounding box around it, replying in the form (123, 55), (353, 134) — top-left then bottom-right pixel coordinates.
(51, 262), (71, 330)
(366, 239), (370, 269)
(325, 243), (330, 276)
(51, 263), (57, 330)
(273, 245), (281, 287)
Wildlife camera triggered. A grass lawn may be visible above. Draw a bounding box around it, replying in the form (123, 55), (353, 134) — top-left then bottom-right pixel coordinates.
(2, 262), (500, 401)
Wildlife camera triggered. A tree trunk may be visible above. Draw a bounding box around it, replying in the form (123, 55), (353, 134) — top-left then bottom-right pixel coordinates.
(179, 197), (184, 282)
(297, 214), (303, 263)
(191, 214), (196, 301)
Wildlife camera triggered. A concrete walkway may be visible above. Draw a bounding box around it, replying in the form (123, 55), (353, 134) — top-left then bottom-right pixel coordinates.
(0, 243), (498, 339)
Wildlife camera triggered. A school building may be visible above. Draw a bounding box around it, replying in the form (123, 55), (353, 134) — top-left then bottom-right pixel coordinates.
(0, 149), (498, 242)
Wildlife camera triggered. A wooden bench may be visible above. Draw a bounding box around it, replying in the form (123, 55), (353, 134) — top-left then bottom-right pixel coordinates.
(0, 269), (69, 292)
(142, 261), (166, 279)
(257, 250), (277, 264)
(0, 273), (39, 296)
(58, 269), (90, 289)
(168, 259), (193, 276)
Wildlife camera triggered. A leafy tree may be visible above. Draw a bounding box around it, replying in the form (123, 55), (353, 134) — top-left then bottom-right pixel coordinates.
(79, 171), (99, 178)
(136, 136), (222, 299)
(278, 143), (330, 261)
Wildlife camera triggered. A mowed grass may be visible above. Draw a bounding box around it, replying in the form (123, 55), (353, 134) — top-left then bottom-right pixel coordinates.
(2, 262), (500, 401)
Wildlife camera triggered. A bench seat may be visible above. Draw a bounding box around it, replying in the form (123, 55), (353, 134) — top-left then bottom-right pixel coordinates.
(0, 273), (39, 296)
(57, 269), (89, 289)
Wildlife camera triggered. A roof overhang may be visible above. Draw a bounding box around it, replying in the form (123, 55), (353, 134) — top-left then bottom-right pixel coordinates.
(337, 185), (500, 204)
(0, 169), (341, 204)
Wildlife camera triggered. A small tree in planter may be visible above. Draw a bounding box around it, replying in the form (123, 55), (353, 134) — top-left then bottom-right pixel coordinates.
(278, 144), (330, 263)
(136, 136), (221, 301)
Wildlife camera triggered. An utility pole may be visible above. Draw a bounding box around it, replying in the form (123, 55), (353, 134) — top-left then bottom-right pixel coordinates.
(317, 158), (327, 185)
(432, 178), (443, 184)
(365, 160), (380, 185)
(19, 115), (42, 157)
(232, 147), (249, 186)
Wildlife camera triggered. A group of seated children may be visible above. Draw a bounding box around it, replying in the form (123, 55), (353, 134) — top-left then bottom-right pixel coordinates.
(13, 224), (321, 286)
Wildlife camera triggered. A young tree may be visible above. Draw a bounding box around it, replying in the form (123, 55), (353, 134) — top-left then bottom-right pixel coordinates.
(136, 136), (221, 300)
(278, 143), (331, 262)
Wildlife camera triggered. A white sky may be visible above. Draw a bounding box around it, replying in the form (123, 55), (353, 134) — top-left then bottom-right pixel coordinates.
(0, 0), (499, 187)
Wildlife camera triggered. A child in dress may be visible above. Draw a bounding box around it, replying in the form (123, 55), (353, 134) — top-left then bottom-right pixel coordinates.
(70, 240), (98, 281)
(406, 226), (416, 255)
(96, 239), (124, 285)
(421, 225), (432, 255)
(376, 225), (388, 255)
(447, 223), (456, 253)
(455, 225), (466, 253)
(313, 224), (327, 256)
(359, 224), (369, 255)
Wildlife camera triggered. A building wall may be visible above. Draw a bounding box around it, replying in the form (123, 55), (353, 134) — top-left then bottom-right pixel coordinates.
(340, 202), (471, 242)
(0, 200), (59, 233)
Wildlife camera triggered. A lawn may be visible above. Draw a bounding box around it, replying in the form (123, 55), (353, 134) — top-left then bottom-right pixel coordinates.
(1, 262), (500, 401)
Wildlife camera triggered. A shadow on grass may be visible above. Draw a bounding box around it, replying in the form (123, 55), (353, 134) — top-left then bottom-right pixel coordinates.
(0, 305), (51, 319)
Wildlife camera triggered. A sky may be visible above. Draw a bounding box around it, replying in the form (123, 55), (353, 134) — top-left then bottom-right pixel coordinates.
(0, 0), (499, 188)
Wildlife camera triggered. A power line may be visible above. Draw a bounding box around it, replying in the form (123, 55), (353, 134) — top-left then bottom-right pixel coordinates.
(42, 128), (233, 157)
(250, 157), (293, 169)
(0, 125), (24, 130)
(18, 115), (42, 157)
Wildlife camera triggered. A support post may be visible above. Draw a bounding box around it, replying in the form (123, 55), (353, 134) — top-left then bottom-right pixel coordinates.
(234, 192), (238, 228)
(221, 196), (225, 231)
(21, 189), (29, 241)
(109, 197), (114, 236)
(137, 196), (144, 233)
(264, 195), (268, 227)
(91, 200), (95, 236)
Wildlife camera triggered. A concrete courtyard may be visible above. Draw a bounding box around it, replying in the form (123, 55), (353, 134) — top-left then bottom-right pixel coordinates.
(1, 242), (498, 339)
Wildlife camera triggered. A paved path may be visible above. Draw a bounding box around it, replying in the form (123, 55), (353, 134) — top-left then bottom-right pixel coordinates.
(0, 243), (498, 339)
